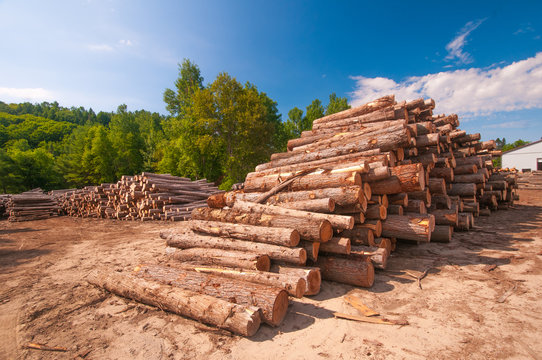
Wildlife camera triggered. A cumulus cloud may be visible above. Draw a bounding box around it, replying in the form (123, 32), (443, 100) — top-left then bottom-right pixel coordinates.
(484, 120), (529, 129)
(0, 87), (56, 103)
(445, 19), (486, 64)
(87, 43), (114, 52)
(119, 39), (133, 46)
(349, 52), (542, 116)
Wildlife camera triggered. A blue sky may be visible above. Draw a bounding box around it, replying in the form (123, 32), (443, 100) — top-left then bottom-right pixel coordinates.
(1, 0), (541, 142)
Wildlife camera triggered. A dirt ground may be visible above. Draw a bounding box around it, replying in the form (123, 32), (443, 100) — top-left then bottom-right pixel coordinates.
(1, 190), (541, 360)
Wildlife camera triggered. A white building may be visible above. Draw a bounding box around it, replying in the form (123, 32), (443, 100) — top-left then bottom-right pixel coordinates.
(501, 139), (542, 171)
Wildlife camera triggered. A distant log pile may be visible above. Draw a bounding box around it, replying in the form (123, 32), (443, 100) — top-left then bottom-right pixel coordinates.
(90, 94), (519, 337)
(0, 194), (9, 218)
(517, 171), (542, 190)
(57, 172), (221, 221)
(6, 189), (61, 222)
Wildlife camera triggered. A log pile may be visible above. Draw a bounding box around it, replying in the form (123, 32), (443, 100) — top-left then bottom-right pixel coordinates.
(91, 94), (518, 337)
(517, 171), (542, 190)
(0, 194), (9, 218)
(6, 189), (62, 222)
(58, 172), (221, 221)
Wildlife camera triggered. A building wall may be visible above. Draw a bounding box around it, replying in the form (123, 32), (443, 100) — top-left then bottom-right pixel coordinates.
(501, 141), (542, 171)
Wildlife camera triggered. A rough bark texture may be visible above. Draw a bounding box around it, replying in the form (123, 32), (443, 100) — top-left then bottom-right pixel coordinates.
(191, 207), (333, 242)
(135, 264), (288, 326)
(431, 225), (453, 243)
(319, 237), (351, 255)
(382, 214), (434, 242)
(369, 164), (425, 194)
(315, 255), (375, 288)
(339, 226), (375, 246)
(189, 220), (300, 247)
(349, 246), (389, 270)
(163, 230), (306, 265)
(166, 247), (271, 271)
(270, 265), (321, 296)
(87, 270), (261, 336)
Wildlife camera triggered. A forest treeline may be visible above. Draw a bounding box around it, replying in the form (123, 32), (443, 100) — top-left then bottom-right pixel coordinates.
(0, 59), (350, 193)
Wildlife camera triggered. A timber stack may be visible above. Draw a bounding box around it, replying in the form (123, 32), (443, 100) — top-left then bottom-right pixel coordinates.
(6, 189), (62, 222)
(91, 94), (519, 337)
(58, 172), (221, 221)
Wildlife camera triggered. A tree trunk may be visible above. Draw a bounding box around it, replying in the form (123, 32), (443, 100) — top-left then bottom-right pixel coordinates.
(312, 95), (395, 125)
(315, 255), (375, 288)
(429, 167), (454, 182)
(454, 173), (486, 184)
(135, 264), (288, 326)
(191, 207), (333, 242)
(365, 204), (387, 220)
(387, 204), (404, 215)
(428, 178), (447, 194)
(174, 264), (306, 298)
(244, 169), (362, 193)
(454, 164), (478, 175)
(339, 226), (375, 246)
(232, 200), (354, 231)
(270, 265), (322, 296)
(349, 246), (389, 270)
(166, 247), (271, 271)
(275, 198), (335, 213)
(448, 183), (477, 197)
(431, 194), (451, 209)
(189, 220), (300, 247)
(382, 214), (434, 242)
(369, 163), (425, 194)
(429, 209), (458, 226)
(319, 237), (351, 255)
(87, 270), (261, 336)
(388, 193), (408, 207)
(431, 225), (452, 243)
(163, 231), (306, 265)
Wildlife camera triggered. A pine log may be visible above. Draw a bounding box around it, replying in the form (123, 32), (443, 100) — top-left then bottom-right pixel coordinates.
(407, 189), (431, 206)
(333, 202), (368, 215)
(454, 173), (486, 184)
(388, 193), (408, 207)
(429, 209), (458, 226)
(191, 207), (333, 242)
(349, 246), (389, 270)
(316, 255), (374, 288)
(454, 164), (478, 175)
(243, 169), (362, 193)
(456, 213), (472, 231)
(382, 214), (434, 242)
(136, 264), (288, 326)
(406, 200), (427, 214)
(220, 186), (363, 208)
(166, 247), (271, 271)
(174, 264), (306, 298)
(270, 265), (321, 296)
(365, 204), (387, 220)
(448, 183), (477, 197)
(163, 231), (306, 265)
(339, 227), (375, 246)
(431, 225), (452, 243)
(87, 270), (261, 336)
(430, 167), (454, 182)
(369, 163), (425, 194)
(431, 194), (452, 209)
(189, 220), (300, 247)
(232, 200), (354, 230)
(312, 95), (395, 125)
(300, 241), (320, 262)
(428, 178), (447, 194)
(387, 204), (404, 215)
(319, 237), (351, 255)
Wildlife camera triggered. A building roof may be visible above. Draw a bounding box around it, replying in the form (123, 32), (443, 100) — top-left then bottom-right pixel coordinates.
(501, 138), (542, 155)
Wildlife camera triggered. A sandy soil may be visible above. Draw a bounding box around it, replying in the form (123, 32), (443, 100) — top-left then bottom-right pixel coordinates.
(1, 190), (541, 360)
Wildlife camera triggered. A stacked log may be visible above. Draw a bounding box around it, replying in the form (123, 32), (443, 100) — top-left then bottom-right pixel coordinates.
(58, 172), (221, 221)
(6, 190), (61, 221)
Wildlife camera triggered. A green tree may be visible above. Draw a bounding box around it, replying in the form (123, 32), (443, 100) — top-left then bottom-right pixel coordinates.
(108, 105), (145, 178)
(325, 93), (350, 115)
(163, 59), (204, 117)
(305, 99), (325, 129)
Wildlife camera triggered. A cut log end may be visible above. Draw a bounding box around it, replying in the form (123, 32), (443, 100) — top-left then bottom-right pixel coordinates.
(271, 290), (290, 326)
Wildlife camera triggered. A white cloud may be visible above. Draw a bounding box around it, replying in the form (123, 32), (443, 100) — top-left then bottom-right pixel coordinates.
(87, 43), (114, 52)
(349, 52), (542, 116)
(445, 19), (486, 65)
(484, 120), (529, 129)
(0, 87), (56, 103)
(119, 39), (133, 46)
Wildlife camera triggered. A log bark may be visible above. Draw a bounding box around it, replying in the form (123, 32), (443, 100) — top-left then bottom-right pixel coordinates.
(388, 193), (408, 207)
(299, 241), (320, 262)
(382, 214), (434, 242)
(191, 207), (333, 242)
(274, 198), (335, 213)
(319, 237), (351, 255)
(232, 200), (354, 231)
(454, 173), (486, 184)
(339, 226), (375, 246)
(312, 95), (395, 125)
(431, 194), (451, 209)
(365, 204), (387, 220)
(454, 164), (478, 175)
(428, 178), (447, 194)
(448, 183), (477, 197)
(387, 204), (404, 215)
(369, 164), (425, 194)
(136, 264), (288, 326)
(189, 220), (300, 247)
(431, 225), (452, 243)
(87, 270), (261, 336)
(270, 265), (321, 296)
(166, 247), (271, 271)
(174, 264), (306, 298)
(429, 209), (458, 226)
(315, 255), (374, 288)
(349, 246), (389, 270)
(430, 167), (454, 182)
(406, 200), (427, 214)
(163, 230), (306, 265)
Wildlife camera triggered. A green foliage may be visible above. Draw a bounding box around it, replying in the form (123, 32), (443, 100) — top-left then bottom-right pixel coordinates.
(325, 93), (350, 115)
(492, 139), (530, 168)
